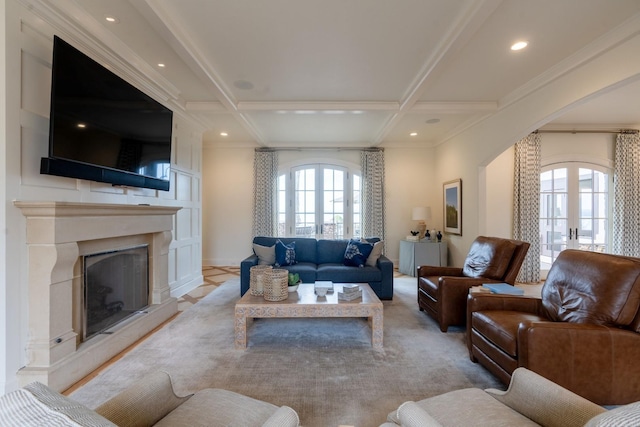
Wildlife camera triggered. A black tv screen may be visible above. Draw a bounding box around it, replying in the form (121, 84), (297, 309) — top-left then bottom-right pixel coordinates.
(41, 36), (173, 191)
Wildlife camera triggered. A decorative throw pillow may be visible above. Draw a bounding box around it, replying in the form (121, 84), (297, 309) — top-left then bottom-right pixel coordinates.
(7, 382), (118, 426)
(344, 239), (374, 268)
(275, 240), (296, 267)
(362, 239), (384, 267)
(462, 237), (516, 280)
(253, 243), (276, 265)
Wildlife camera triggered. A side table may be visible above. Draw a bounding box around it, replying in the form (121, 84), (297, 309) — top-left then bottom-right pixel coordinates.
(399, 240), (447, 276)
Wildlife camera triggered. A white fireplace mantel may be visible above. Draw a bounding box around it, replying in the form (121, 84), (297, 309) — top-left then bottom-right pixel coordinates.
(14, 201), (181, 391)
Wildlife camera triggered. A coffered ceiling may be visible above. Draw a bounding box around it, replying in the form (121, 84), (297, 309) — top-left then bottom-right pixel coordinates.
(29, 0), (640, 147)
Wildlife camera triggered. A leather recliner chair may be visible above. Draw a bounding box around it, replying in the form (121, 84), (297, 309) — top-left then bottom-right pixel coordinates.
(417, 236), (530, 332)
(467, 249), (640, 405)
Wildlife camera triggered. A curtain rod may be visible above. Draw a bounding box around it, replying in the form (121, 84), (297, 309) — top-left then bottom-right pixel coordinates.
(255, 147), (383, 152)
(535, 129), (638, 135)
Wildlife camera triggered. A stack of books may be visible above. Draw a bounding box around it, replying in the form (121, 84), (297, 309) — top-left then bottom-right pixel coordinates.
(481, 283), (525, 295)
(338, 284), (362, 301)
(314, 281), (334, 294)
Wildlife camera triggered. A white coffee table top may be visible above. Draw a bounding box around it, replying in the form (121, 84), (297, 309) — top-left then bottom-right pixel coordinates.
(234, 282), (383, 350)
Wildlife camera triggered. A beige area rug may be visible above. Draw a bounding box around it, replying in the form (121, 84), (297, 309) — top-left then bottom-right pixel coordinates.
(70, 277), (502, 427)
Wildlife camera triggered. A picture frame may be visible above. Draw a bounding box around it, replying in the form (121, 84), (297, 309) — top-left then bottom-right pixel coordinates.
(443, 179), (462, 235)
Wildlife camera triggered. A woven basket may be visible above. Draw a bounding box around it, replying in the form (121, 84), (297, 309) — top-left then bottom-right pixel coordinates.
(263, 268), (289, 301)
(249, 265), (272, 296)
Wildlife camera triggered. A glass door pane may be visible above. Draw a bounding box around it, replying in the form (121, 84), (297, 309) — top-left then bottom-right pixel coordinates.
(352, 174), (361, 238)
(321, 168), (344, 239)
(294, 168), (316, 237)
(277, 174), (286, 236)
(540, 168), (568, 269)
(577, 168), (608, 253)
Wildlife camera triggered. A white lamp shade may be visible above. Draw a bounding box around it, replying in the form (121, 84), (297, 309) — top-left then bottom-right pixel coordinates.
(412, 206), (431, 221)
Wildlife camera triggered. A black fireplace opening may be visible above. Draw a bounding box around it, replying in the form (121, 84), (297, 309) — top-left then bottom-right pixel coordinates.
(83, 245), (149, 341)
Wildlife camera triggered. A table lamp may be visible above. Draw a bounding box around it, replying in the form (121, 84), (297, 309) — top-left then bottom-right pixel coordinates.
(412, 206), (431, 239)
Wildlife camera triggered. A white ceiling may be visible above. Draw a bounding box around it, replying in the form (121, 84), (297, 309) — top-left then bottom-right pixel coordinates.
(45, 0), (640, 147)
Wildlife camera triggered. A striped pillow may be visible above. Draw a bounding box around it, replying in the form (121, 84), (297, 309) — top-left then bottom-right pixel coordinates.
(0, 382), (115, 427)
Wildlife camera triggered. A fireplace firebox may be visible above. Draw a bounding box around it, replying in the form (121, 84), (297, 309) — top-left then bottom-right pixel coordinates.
(83, 245), (149, 341)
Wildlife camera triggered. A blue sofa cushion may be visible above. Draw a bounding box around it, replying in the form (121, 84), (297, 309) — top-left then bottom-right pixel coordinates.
(317, 239), (349, 264)
(275, 239), (296, 267)
(317, 264), (382, 283)
(343, 239), (374, 267)
(280, 262), (317, 284)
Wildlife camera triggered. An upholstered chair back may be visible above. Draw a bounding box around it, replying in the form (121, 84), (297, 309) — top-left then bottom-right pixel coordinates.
(461, 236), (530, 284)
(541, 250), (640, 331)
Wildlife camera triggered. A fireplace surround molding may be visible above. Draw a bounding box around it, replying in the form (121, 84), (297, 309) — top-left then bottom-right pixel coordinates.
(14, 201), (181, 391)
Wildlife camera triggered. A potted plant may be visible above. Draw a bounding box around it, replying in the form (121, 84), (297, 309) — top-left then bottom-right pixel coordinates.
(287, 272), (300, 292)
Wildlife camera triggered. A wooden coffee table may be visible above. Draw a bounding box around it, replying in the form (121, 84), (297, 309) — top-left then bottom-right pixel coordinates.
(234, 282), (383, 350)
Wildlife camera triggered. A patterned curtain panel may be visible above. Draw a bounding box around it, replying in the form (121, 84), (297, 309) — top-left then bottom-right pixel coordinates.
(513, 133), (541, 283)
(253, 149), (278, 237)
(613, 132), (640, 256)
(361, 149), (386, 242)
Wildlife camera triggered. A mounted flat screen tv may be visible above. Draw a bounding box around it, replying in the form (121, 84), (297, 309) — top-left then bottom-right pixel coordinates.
(41, 36), (173, 191)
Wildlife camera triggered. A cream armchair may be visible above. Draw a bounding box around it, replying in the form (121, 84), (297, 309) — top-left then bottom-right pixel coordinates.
(0, 371), (299, 427)
(380, 368), (608, 427)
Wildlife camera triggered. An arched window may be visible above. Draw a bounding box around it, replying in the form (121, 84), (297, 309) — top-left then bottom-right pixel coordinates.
(277, 164), (361, 239)
(540, 163), (612, 271)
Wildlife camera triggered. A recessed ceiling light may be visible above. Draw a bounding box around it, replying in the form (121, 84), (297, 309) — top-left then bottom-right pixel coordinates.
(77, 123), (86, 128)
(157, 63), (165, 68)
(511, 41), (528, 51)
(233, 80), (254, 90)
(410, 132), (418, 137)
(220, 132), (228, 137)
(105, 16), (119, 23)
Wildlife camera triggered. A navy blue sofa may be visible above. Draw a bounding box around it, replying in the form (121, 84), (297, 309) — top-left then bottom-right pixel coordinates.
(240, 236), (394, 300)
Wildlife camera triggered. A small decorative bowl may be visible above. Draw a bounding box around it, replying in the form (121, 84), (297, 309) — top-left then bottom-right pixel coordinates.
(315, 287), (329, 297)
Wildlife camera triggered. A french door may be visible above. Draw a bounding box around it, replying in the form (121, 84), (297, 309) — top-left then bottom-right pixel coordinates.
(277, 164), (361, 239)
(539, 164), (611, 271)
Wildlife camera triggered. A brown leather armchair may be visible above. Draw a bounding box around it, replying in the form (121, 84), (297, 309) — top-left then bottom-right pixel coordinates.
(467, 249), (640, 405)
(417, 236), (529, 332)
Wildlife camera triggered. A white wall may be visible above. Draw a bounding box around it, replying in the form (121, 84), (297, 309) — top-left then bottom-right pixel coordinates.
(202, 146), (254, 266)
(201, 145), (435, 266)
(0, 0), (203, 393)
(541, 133), (615, 167)
(384, 147), (437, 263)
(484, 146), (514, 238)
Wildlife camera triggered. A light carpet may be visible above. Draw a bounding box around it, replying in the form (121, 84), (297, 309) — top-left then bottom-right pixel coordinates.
(70, 277), (502, 427)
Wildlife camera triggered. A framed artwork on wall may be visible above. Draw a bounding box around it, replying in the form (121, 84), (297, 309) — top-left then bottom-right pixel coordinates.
(443, 179), (462, 235)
